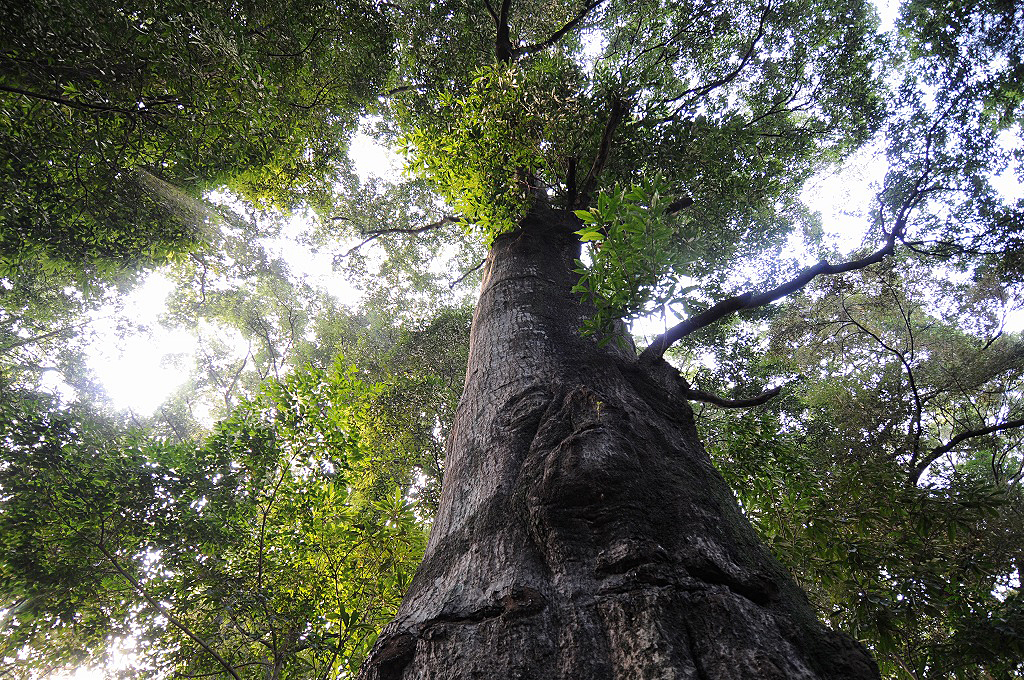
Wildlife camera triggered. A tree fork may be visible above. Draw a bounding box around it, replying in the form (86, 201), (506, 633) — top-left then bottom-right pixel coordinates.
(358, 207), (879, 679)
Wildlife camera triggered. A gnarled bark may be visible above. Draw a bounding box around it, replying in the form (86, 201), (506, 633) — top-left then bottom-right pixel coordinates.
(359, 207), (879, 679)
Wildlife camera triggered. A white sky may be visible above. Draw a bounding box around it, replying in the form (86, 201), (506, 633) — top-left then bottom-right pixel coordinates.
(86, 132), (401, 415)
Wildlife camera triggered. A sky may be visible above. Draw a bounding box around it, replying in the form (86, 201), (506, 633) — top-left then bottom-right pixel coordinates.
(86, 129), (402, 414)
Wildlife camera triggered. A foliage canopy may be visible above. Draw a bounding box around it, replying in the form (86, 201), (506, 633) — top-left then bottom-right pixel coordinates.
(1, 0), (1023, 677)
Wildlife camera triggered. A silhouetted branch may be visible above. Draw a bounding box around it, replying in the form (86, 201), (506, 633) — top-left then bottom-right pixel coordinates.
(641, 230), (903, 363)
(513, 0), (606, 59)
(910, 417), (1024, 485)
(450, 259), (486, 288)
(660, 1), (772, 112)
(0, 84), (175, 116)
(684, 384), (784, 408)
(343, 216), (460, 256)
(92, 537), (242, 680)
(578, 96), (631, 205)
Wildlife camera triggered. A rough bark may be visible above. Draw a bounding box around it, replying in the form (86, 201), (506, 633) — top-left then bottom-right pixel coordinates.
(358, 207), (879, 679)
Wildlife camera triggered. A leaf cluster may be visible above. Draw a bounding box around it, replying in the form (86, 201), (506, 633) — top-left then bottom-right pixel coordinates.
(0, 358), (428, 679)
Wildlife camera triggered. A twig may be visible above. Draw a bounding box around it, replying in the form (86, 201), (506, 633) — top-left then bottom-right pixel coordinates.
(343, 216), (460, 256)
(449, 259), (486, 289)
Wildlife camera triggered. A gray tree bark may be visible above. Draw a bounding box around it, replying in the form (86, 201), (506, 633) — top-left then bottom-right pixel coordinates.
(358, 207), (879, 679)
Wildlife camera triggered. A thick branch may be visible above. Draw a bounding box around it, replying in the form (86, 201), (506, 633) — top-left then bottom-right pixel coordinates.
(684, 384), (783, 408)
(578, 97), (631, 206)
(495, 0), (514, 61)
(0, 84), (173, 116)
(641, 231), (901, 363)
(909, 417), (1024, 485)
(666, 196), (694, 214)
(512, 0), (606, 59)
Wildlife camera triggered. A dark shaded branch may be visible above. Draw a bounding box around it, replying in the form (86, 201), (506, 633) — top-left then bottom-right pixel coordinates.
(0, 317), (97, 354)
(660, 1), (771, 111)
(343, 216), (460, 256)
(512, 0), (606, 59)
(641, 228), (904, 363)
(0, 84), (173, 116)
(565, 157), (578, 206)
(666, 196), (694, 214)
(684, 384), (784, 408)
(482, 0), (499, 21)
(909, 417), (1024, 485)
(578, 96), (631, 206)
(495, 0), (514, 61)
(840, 294), (926, 460)
(450, 259), (486, 289)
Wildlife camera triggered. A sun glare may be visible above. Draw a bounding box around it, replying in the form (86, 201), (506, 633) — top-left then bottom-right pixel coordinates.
(87, 273), (196, 415)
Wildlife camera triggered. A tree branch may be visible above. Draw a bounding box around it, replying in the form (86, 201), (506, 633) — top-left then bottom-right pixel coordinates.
(0, 84), (173, 116)
(909, 417), (1024, 485)
(482, 0), (499, 22)
(0, 317), (97, 354)
(684, 384), (784, 408)
(92, 539), (243, 680)
(450, 259), (486, 289)
(343, 216), (460, 256)
(660, 1), (772, 111)
(641, 228), (903, 363)
(495, 0), (514, 61)
(578, 96), (631, 206)
(512, 0), (606, 59)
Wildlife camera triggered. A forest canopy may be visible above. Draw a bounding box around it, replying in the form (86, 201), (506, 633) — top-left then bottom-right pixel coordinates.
(1, 0), (1023, 678)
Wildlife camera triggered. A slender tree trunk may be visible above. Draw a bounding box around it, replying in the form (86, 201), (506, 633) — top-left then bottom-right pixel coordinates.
(359, 207), (879, 679)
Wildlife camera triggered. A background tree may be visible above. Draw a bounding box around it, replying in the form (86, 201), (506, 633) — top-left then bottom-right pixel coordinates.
(0, 359), (430, 680)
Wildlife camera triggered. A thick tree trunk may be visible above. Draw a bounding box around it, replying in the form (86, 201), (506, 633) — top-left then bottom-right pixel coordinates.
(359, 207), (879, 679)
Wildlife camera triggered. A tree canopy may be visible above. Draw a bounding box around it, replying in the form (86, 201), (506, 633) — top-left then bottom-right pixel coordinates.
(1, 0), (1023, 677)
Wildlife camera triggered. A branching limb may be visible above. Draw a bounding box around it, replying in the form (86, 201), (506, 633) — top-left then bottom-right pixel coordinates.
(659, 1), (772, 112)
(381, 82), (434, 98)
(495, 0), (514, 61)
(512, 0), (607, 60)
(909, 417), (1024, 485)
(0, 84), (175, 116)
(578, 96), (631, 206)
(840, 294), (926, 460)
(450, 259), (486, 289)
(684, 383), (785, 408)
(92, 537), (243, 680)
(0, 317), (97, 354)
(343, 216), (460, 256)
(641, 228), (904, 363)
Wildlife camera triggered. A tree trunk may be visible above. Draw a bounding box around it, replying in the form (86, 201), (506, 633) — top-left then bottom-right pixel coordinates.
(358, 207), (879, 679)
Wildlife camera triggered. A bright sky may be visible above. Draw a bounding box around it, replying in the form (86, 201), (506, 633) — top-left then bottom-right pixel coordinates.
(86, 130), (402, 415)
